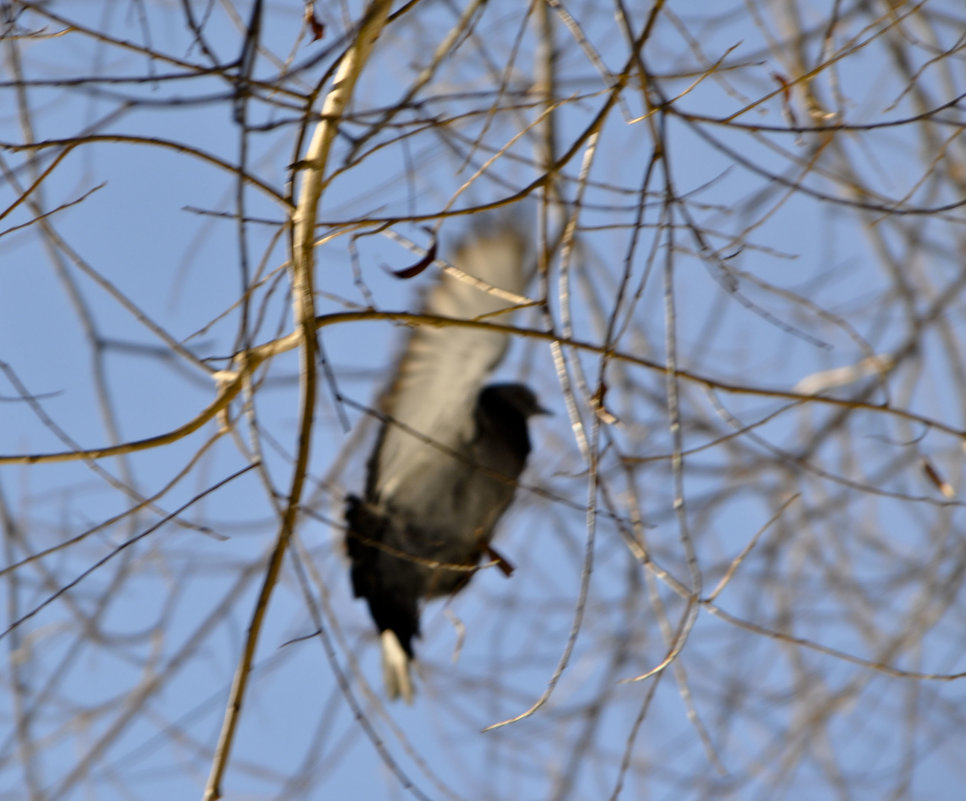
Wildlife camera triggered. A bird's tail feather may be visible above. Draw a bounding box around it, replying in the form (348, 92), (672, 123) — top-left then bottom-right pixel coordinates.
(380, 629), (414, 704)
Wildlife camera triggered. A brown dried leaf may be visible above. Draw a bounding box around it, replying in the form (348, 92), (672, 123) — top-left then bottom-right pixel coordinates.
(391, 230), (437, 279)
(304, 3), (325, 41)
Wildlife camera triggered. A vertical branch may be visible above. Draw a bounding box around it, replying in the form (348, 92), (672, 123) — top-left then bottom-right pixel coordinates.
(0, 484), (43, 801)
(202, 2), (393, 799)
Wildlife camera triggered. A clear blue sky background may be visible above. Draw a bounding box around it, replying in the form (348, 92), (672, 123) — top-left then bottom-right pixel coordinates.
(2, 1), (965, 799)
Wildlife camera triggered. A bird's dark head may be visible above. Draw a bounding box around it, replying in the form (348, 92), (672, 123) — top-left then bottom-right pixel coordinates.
(479, 383), (550, 419)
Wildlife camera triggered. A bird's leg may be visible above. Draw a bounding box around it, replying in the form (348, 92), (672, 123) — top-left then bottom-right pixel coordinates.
(486, 545), (515, 577)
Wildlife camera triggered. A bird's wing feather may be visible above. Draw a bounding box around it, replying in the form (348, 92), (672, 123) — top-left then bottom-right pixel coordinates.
(369, 223), (531, 505)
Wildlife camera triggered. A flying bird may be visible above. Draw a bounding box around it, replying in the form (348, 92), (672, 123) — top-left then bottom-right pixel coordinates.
(345, 220), (546, 702)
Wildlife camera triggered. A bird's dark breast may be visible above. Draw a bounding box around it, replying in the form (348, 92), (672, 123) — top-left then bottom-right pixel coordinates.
(345, 385), (534, 658)
(345, 494), (486, 655)
(475, 388), (532, 468)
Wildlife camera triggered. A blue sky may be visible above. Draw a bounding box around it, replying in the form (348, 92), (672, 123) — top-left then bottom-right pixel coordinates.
(2, 1), (966, 799)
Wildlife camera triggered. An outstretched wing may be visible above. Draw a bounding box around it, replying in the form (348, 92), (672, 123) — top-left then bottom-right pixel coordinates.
(367, 222), (531, 508)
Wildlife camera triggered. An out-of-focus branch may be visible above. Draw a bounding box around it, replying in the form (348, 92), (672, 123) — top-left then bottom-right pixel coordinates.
(4, 311), (964, 466)
(201, 2), (393, 799)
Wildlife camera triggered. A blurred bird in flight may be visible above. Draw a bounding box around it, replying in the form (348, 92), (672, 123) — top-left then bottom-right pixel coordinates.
(345, 218), (546, 702)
